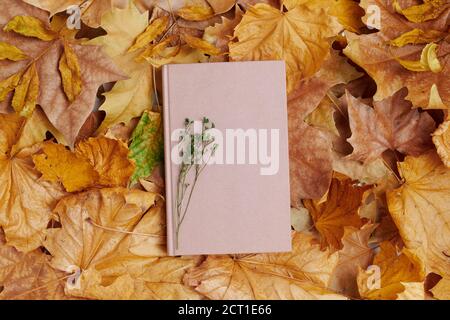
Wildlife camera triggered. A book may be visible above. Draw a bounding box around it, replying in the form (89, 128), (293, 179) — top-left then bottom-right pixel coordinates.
(163, 61), (291, 256)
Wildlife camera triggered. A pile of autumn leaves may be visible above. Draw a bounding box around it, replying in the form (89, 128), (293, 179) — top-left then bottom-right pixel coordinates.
(0, 0), (449, 300)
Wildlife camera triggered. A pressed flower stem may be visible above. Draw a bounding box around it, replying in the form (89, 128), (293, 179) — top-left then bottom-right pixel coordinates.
(175, 118), (217, 249)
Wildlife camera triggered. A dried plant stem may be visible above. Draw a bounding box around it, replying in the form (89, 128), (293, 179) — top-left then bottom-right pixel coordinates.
(86, 218), (165, 238)
(174, 118), (217, 249)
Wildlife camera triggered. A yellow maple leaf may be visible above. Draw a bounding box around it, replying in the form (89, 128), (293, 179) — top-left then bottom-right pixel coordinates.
(229, 3), (341, 92)
(33, 137), (135, 192)
(43, 188), (201, 299)
(357, 241), (425, 300)
(387, 151), (450, 279)
(0, 111), (65, 252)
(184, 232), (347, 299)
(33, 143), (98, 193)
(304, 177), (370, 251)
(88, 4), (154, 134)
(284, 0), (365, 32)
(76, 137), (136, 188)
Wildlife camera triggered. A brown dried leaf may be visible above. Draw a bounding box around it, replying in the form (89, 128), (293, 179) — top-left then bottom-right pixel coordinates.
(329, 223), (377, 297)
(288, 52), (362, 203)
(346, 88), (436, 163)
(0, 230), (68, 300)
(0, 0), (126, 146)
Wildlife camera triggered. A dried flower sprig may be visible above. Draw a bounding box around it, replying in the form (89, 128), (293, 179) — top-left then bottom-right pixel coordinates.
(175, 117), (218, 249)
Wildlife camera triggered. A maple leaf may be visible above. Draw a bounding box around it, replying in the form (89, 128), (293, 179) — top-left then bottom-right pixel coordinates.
(44, 188), (201, 299)
(229, 3), (341, 92)
(0, 0), (126, 146)
(0, 111), (66, 252)
(183, 232), (347, 299)
(387, 151), (450, 279)
(45, 187), (157, 272)
(283, 0), (365, 33)
(88, 4), (155, 134)
(288, 51), (362, 203)
(129, 110), (164, 184)
(23, 0), (129, 28)
(346, 88), (436, 163)
(32, 136), (135, 192)
(304, 176), (370, 251)
(0, 230), (69, 300)
(329, 223), (377, 297)
(357, 241), (425, 300)
(75, 137), (135, 187)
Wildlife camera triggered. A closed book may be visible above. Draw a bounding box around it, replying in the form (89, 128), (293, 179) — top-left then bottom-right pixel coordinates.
(163, 61), (291, 256)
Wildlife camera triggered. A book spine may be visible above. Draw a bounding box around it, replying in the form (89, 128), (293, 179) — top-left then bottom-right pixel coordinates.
(162, 65), (175, 256)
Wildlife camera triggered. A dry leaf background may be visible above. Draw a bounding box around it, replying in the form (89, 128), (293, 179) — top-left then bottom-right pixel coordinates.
(0, 0), (449, 300)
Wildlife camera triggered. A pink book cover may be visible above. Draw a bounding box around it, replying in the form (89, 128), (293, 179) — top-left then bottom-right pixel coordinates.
(163, 61), (291, 256)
